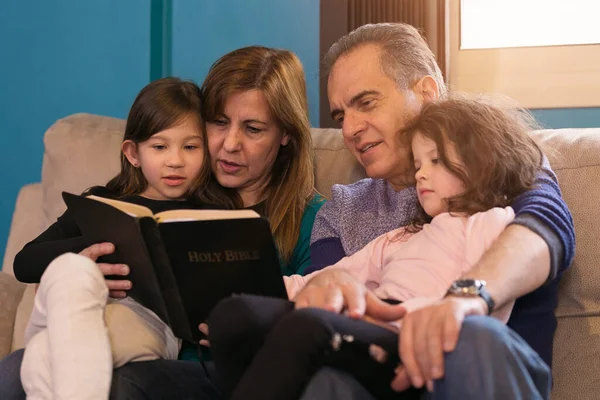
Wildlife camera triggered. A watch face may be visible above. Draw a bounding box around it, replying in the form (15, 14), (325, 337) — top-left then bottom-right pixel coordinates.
(455, 279), (476, 289)
(449, 279), (485, 296)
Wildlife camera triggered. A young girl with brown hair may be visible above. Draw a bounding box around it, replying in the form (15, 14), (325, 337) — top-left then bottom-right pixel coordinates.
(13, 77), (223, 400)
(207, 96), (545, 400)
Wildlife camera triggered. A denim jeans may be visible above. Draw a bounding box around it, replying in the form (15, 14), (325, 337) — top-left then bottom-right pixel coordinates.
(0, 349), (221, 400)
(0, 349), (25, 400)
(300, 316), (552, 400)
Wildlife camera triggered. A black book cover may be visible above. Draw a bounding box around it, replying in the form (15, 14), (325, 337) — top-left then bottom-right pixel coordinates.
(62, 192), (288, 343)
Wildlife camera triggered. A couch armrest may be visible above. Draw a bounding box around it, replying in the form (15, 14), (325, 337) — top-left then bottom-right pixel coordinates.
(0, 272), (25, 360)
(2, 183), (44, 277)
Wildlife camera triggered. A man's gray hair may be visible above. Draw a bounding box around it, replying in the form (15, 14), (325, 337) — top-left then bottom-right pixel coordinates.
(323, 23), (447, 98)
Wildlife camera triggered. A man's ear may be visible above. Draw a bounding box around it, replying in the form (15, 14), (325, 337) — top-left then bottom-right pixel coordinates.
(413, 75), (440, 104)
(122, 140), (140, 167)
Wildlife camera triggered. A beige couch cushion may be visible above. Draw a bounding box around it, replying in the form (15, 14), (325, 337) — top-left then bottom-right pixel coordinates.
(552, 316), (600, 399)
(2, 184), (44, 277)
(41, 118), (365, 209)
(10, 284), (35, 351)
(311, 128), (366, 199)
(42, 114), (124, 225)
(0, 273), (25, 358)
(532, 128), (600, 318)
(2, 184), (45, 352)
(531, 128), (600, 399)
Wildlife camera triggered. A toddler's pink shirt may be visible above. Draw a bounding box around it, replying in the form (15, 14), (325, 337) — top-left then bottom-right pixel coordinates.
(285, 207), (515, 306)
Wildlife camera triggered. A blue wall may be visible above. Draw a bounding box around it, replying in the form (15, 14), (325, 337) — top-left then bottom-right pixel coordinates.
(0, 0), (320, 268)
(0, 0), (151, 268)
(170, 0), (320, 127)
(531, 108), (600, 129)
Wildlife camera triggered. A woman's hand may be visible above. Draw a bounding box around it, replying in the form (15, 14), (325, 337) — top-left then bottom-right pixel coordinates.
(79, 242), (132, 298)
(199, 323), (210, 347)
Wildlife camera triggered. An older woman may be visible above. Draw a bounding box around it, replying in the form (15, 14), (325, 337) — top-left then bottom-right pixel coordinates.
(183, 45), (323, 361)
(0, 45), (322, 400)
(200, 45), (322, 276)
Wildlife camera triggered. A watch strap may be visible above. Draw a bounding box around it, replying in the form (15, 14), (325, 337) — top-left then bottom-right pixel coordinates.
(478, 285), (495, 315)
(446, 279), (495, 315)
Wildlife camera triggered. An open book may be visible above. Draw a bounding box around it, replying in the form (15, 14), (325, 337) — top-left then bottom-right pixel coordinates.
(62, 192), (288, 343)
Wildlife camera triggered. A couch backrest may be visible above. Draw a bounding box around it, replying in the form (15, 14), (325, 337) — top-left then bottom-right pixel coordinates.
(41, 114), (125, 227)
(529, 128), (600, 398)
(39, 117), (600, 318)
(39, 115), (370, 224)
(311, 128), (367, 197)
(530, 128), (600, 318)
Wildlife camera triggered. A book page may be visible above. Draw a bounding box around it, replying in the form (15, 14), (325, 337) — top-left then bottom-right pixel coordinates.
(87, 195), (155, 218)
(155, 209), (260, 223)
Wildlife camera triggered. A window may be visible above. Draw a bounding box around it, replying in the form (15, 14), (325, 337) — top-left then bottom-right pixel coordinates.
(461, 0), (600, 49)
(449, 0), (600, 108)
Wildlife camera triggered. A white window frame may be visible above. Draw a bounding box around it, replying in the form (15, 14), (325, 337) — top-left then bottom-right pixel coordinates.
(448, 0), (600, 108)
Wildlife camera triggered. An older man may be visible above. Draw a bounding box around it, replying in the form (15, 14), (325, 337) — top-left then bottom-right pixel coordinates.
(296, 22), (574, 399)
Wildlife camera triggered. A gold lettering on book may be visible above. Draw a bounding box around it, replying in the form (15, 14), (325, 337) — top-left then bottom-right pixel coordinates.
(188, 252), (223, 263)
(225, 250), (261, 261)
(188, 251), (260, 263)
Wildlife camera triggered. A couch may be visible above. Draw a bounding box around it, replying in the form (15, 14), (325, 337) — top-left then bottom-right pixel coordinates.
(1, 113), (599, 399)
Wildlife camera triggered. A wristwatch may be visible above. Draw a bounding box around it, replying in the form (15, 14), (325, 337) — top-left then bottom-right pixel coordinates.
(446, 279), (495, 315)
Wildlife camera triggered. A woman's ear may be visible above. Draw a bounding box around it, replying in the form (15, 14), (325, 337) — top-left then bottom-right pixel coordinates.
(122, 140), (140, 168)
(280, 132), (291, 147)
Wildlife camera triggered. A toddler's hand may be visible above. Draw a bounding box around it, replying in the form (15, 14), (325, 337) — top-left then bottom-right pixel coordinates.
(361, 314), (400, 333)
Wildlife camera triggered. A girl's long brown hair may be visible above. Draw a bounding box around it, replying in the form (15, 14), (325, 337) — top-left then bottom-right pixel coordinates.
(401, 95), (544, 231)
(201, 46), (316, 264)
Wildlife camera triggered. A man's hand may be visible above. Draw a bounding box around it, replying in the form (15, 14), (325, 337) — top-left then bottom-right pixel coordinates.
(294, 269), (405, 321)
(79, 242), (131, 298)
(391, 296), (487, 392)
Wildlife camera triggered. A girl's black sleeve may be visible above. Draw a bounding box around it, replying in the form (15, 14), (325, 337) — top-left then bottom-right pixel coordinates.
(13, 208), (87, 283)
(13, 187), (117, 283)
